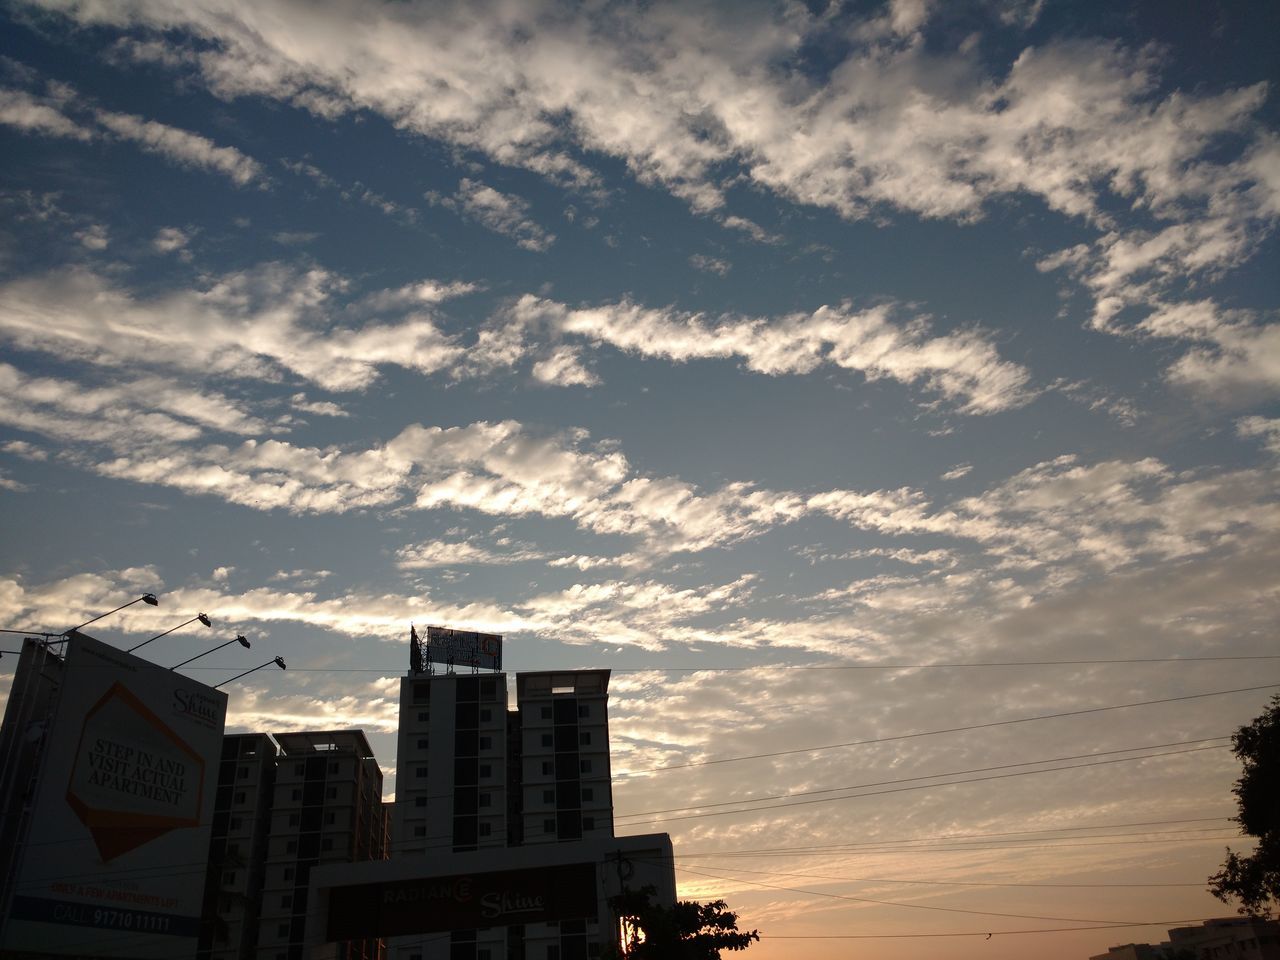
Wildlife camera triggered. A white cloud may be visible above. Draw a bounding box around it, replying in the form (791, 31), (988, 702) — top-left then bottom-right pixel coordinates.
(0, 81), (267, 187)
(689, 253), (731, 276)
(500, 295), (1032, 414)
(940, 463), (972, 481)
(0, 86), (92, 140)
(428, 179), (555, 251)
(0, 265), (464, 393)
(395, 535), (545, 569)
(74, 224), (108, 249)
(94, 108), (265, 186)
(1237, 416), (1280, 456)
(152, 226), (189, 254)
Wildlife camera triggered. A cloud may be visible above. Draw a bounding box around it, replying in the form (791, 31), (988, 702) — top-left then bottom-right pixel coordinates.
(0, 80), (267, 187)
(428, 179), (555, 251)
(152, 226), (189, 255)
(395, 535), (545, 569)
(499, 295), (1032, 414)
(0, 264), (464, 392)
(0, 86), (92, 139)
(940, 463), (972, 481)
(94, 108), (266, 187)
(689, 253), (731, 276)
(74, 224), (108, 249)
(1237, 416), (1280, 456)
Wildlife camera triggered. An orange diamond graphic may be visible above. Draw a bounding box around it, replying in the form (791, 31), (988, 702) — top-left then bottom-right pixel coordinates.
(66, 682), (206, 862)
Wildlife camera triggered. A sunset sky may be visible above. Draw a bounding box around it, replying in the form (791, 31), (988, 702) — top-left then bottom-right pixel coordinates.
(1, 0), (1278, 957)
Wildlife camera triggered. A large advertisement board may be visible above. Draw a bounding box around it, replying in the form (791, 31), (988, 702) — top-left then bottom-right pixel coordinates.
(1, 633), (227, 958)
(425, 626), (502, 671)
(325, 862), (597, 939)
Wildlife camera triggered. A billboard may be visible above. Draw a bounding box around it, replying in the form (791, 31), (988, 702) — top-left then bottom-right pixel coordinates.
(425, 626), (502, 671)
(1, 633), (227, 958)
(325, 862), (597, 940)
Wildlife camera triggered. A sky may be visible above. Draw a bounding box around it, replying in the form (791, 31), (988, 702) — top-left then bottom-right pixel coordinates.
(0, 0), (1278, 956)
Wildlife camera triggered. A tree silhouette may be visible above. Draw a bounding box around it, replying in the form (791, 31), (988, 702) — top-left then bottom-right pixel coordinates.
(605, 886), (760, 959)
(1209, 695), (1280, 917)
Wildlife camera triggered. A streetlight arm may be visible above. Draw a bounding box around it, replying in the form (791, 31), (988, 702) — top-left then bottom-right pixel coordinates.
(127, 613), (211, 653)
(65, 593), (159, 634)
(171, 635), (250, 670)
(214, 656), (286, 689)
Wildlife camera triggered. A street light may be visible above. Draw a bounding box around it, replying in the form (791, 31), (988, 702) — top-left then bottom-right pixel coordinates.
(65, 593), (159, 635)
(214, 656), (286, 688)
(171, 635), (250, 671)
(127, 613), (212, 653)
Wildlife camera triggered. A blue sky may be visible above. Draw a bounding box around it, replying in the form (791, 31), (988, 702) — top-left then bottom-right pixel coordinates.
(1, 1), (1278, 956)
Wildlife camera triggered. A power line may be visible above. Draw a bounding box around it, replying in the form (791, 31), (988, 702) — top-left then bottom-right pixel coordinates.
(674, 816), (1236, 859)
(615, 737), (1229, 819)
(671, 863), (1210, 889)
(619, 681), (1279, 776)
(662, 861), (1167, 926)
(617, 744), (1230, 827)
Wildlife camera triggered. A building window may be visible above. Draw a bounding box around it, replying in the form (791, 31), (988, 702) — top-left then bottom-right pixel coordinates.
(285, 840), (297, 854)
(478, 948), (492, 960)
(234, 791), (246, 804)
(417, 738), (429, 749)
(540, 706), (552, 720)
(415, 796), (428, 807)
(322, 838), (334, 851)
(480, 708), (492, 722)
(479, 793), (491, 808)
(543, 789), (555, 803)
(222, 871), (236, 885)
(579, 759), (592, 773)
(583, 817), (596, 830)
(479, 763), (491, 778)
(541, 734), (553, 747)
(283, 868), (294, 881)
(288, 813), (299, 826)
(290, 789), (301, 801)
(237, 765), (248, 779)
(229, 816), (242, 830)
(541, 761), (553, 776)
(547, 946), (560, 960)
(479, 823), (491, 838)
(278, 923), (289, 937)
(414, 826), (426, 837)
(543, 819), (556, 833)
(479, 736), (492, 750)
(582, 788), (594, 802)
(416, 766), (428, 778)
(329, 761), (339, 774)
(418, 711), (429, 722)
(326, 787), (337, 799)
(578, 705), (589, 718)
(326, 812), (336, 825)
(579, 731), (591, 746)
(281, 894), (292, 908)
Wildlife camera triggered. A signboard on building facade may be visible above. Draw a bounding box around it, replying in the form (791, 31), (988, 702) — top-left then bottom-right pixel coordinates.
(1, 633), (227, 958)
(325, 861), (597, 939)
(424, 626), (503, 671)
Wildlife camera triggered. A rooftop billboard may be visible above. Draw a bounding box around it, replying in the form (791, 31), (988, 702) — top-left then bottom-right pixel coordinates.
(423, 626), (503, 672)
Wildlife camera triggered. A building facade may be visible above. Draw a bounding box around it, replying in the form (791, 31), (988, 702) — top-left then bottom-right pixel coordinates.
(198, 730), (391, 960)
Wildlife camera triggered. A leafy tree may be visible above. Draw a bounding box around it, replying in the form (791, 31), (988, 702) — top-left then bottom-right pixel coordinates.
(605, 886), (760, 959)
(1209, 695), (1280, 917)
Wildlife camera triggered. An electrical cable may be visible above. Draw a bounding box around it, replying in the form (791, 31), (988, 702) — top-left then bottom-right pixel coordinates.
(614, 737), (1229, 819)
(619, 681), (1280, 776)
(617, 743), (1230, 827)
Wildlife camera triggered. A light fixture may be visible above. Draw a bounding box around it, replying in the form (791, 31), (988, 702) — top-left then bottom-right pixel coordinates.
(214, 656), (286, 689)
(64, 593), (160, 636)
(127, 613), (212, 653)
(171, 635), (251, 671)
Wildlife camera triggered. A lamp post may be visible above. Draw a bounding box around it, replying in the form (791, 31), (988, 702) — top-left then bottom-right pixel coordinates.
(171, 635), (250, 671)
(214, 656), (286, 688)
(127, 613), (212, 653)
